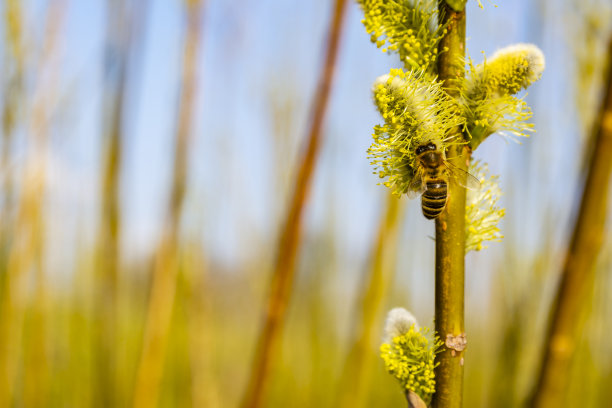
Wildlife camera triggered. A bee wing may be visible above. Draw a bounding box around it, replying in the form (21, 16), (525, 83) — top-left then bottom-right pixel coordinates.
(406, 174), (426, 198)
(445, 161), (481, 191)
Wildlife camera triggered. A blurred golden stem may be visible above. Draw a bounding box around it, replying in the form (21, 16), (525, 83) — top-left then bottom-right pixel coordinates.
(432, 3), (467, 408)
(336, 194), (405, 408)
(185, 245), (221, 408)
(529, 38), (612, 408)
(0, 8), (25, 398)
(1, 0), (25, 221)
(132, 1), (203, 407)
(0, 204), (36, 407)
(239, 1), (347, 407)
(95, 1), (150, 404)
(0, 2), (66, 406)
(23, 1), (67, 404)
(94, 1), (130, 404)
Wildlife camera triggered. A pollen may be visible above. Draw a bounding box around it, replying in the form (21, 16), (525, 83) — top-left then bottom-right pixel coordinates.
(465, 160), (504, 252)
(485, 43), (545, 95)
(462, 44), (544, 149)
(368, 69), (464, 196)
(356, 0), (443, 74)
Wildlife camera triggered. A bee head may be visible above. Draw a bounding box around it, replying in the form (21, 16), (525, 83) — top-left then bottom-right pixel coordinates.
(416, 142), (443, 167)
(415, 142), (437, 155)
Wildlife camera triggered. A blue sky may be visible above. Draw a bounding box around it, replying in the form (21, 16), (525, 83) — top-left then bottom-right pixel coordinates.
(6, 0), (611, 296)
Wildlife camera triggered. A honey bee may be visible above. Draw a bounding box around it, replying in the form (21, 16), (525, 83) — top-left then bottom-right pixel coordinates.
(408, 142), (480, 219)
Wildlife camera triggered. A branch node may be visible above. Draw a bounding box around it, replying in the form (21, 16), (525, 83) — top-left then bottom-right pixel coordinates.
(445, 332), (467, 354)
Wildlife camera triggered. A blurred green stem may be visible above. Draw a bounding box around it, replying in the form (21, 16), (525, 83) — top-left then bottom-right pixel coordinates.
(95, 1), (130, 404)
(529, 38), (612, 408)
(337, 194), (404, 408)
(432, 3), (467, 408)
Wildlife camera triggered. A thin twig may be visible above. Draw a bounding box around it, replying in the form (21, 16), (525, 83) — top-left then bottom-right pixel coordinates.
(94, 1), (132, 404)
(240, 1), (348, 407)
(132, 1), (204, 407)
(336, 194), (405, 408)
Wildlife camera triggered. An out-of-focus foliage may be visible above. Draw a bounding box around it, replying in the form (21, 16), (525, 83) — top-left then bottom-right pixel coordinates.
(569, 0), (612, 134)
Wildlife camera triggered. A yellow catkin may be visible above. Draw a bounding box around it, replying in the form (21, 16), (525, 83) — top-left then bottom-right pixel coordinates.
(380, 319), (442, 404)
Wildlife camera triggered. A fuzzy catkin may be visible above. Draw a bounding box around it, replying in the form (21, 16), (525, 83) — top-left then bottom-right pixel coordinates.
(380, 308), (442, 404)
(368, 69), (464, 196)
(357, 0), (443, 73)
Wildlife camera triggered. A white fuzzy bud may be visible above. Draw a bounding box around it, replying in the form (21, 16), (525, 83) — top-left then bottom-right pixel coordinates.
(384, 307), (419, 341)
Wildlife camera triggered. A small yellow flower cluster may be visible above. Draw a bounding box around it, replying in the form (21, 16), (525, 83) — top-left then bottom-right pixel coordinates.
(465, 160), (505, 252)
(380, 324), (442, 403)
(357, 0), (443, 73)
(466, 92), (534, 148)
(367, 69), (464, 196)
(462, 44), (545, 149)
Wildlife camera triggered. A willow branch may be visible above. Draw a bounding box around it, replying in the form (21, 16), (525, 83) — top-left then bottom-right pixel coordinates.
(240, 1), (347, 407)
(432, 2), (467, 408)
(528, 37), (612, 408)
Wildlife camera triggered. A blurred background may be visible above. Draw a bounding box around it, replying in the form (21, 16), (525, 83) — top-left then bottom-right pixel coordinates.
(0, 0), (611, 407)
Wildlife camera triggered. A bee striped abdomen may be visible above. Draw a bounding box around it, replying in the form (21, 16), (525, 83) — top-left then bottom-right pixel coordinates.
(421, 181), (448, 219)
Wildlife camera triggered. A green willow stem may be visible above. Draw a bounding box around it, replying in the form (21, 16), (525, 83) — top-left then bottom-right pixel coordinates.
(528, 38), (612, 408)
(432, 3), (467, 408)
